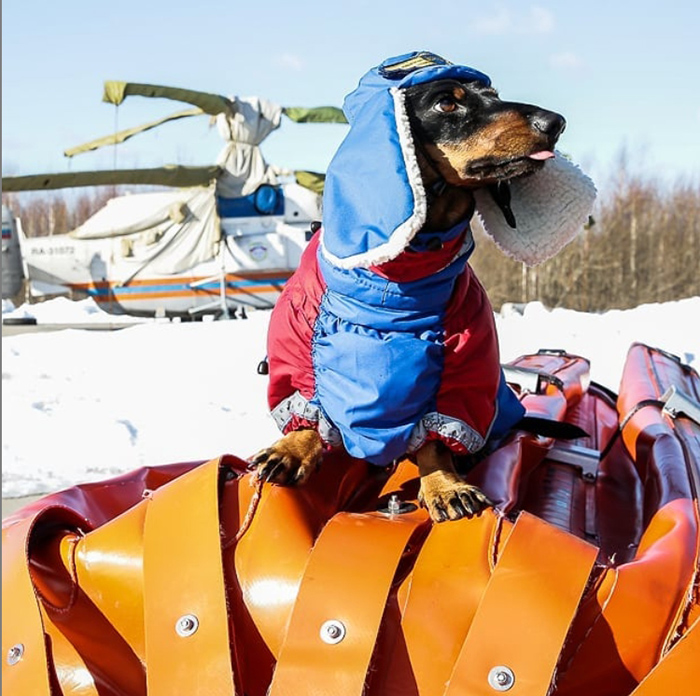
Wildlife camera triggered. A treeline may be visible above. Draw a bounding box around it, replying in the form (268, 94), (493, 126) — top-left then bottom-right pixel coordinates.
(2, 187), (123, 238)
(3, 167), (699, 312)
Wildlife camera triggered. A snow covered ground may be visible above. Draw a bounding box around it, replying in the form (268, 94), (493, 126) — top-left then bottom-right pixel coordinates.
(3, 295), (699, 499)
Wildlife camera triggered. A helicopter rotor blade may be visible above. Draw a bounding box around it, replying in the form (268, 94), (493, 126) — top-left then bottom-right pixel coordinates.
(64, 107), (205, 158)
(2, 166), (222, 192)
(103, 81), (233, 116)
(282, 106), (347, 124)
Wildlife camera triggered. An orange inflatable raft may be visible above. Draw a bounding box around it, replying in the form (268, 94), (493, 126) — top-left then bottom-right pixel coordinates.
(2, 342), (699, 695)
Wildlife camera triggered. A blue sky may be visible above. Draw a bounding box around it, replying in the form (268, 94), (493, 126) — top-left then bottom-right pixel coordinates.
(2, 1), (698, 192)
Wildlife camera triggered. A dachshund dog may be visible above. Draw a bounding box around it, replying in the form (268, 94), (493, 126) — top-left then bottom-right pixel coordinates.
(252, 53), (567, 523)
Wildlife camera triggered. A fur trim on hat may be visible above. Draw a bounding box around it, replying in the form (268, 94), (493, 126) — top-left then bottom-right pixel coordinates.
(320, 88), (427, 269)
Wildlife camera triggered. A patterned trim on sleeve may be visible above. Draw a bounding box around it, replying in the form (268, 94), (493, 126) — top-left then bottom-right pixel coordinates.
(271, 390), (343, 448)
(407, 411), (486, 455)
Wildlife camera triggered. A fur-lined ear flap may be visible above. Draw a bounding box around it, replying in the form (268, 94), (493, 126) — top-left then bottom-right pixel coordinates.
(488, 181), (517, 229)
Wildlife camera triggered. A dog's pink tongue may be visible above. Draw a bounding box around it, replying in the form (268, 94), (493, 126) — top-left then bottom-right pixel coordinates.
(528, 150), (555, 161)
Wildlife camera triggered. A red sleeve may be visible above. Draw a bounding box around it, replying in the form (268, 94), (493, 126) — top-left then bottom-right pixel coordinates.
(266, 235), (325, 410)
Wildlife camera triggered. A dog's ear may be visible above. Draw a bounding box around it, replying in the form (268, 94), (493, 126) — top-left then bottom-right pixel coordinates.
(488, 181), (517, 229)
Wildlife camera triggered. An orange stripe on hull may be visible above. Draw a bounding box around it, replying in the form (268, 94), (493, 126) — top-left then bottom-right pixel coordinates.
(90, 285), (286, 302)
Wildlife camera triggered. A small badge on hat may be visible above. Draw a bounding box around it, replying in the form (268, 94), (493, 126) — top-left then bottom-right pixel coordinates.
(379, 51), (452, 79)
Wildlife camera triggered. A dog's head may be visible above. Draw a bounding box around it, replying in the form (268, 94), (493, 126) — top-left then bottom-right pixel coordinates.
(320, 51), (596, 269)
(402, 78), (566, 188)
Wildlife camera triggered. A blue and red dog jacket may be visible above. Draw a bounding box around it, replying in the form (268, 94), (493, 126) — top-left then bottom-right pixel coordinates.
(266, 52), (525, 466)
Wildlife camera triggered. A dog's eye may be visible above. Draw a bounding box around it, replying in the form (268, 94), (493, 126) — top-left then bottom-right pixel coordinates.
(434, 96), (458, 113)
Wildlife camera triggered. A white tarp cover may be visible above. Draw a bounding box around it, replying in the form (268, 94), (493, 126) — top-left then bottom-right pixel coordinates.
(69, 186), (221, 274)
(215, 96), (283, 198)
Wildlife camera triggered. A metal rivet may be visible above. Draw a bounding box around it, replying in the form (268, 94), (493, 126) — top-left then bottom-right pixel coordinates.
(388, 494), (401, 514)
(488, 666), (515, 691)
(378, 494), (418, 516)
(320, 619), (346, 644)
(7, 644), (24, 665)
(175, 614), (199, 637)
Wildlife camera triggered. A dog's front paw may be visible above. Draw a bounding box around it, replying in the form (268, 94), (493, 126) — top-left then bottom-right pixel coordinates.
(251, 430), (323, 486)
(418, 470), (493, 523)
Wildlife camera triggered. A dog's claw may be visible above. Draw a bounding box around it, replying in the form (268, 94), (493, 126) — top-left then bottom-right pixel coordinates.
(252, 447), (288, 483)
(251, 448), (274, 469)
(265, 461), (287, 483)
(456, 487), (493, 518)
(449, 496), (469, 519)
(286, 467), (305, 487)
(250, 431), (324, 487)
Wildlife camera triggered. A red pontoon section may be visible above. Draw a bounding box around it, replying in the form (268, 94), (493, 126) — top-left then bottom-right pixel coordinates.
(2, 343), (698, 695)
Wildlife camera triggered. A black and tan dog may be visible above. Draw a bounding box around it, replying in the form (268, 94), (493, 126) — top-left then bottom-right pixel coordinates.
(253, 51), (577, 523)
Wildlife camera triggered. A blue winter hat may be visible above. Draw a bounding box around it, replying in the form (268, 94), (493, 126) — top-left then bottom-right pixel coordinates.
(320, 51), (491, 268)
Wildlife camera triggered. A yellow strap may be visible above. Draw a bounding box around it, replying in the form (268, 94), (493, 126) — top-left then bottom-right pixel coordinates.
(444, 511), (598, 696)
(1, 515), (52, 695)
(268, 509), (427, 696)
(629, 617), (700, 694)
(143, 458), (236, 695)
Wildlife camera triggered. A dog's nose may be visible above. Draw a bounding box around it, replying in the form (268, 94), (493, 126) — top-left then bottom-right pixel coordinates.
(531, 111), (566, 141)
